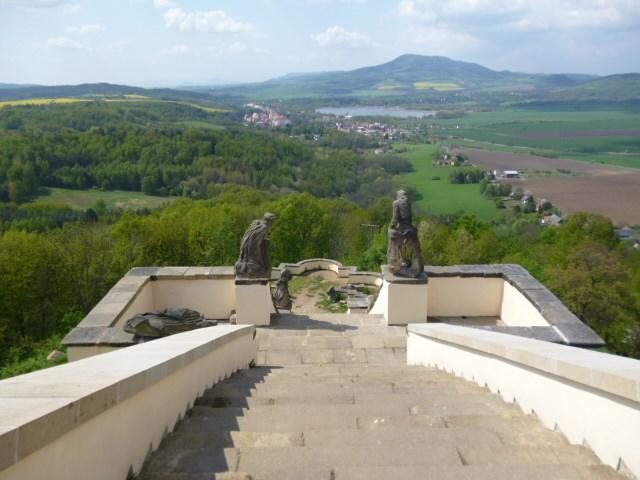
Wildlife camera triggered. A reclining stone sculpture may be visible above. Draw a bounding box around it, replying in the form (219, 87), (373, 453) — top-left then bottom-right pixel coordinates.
(124, 308), (217, 342)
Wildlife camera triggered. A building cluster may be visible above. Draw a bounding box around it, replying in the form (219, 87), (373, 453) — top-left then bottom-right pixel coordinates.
(493, 169), (521, 179)
(244, 105), (291, 128)
(434, 151), (472, 167)
(334, 121), (408, 140)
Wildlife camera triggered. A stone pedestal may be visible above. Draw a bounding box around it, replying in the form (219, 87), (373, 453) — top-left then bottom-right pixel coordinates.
(370, 266), (428, 326)
(234, 279), (274, 326)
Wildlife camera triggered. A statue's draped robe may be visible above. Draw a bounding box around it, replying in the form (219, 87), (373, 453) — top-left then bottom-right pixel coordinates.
(235, 220), (272, 279)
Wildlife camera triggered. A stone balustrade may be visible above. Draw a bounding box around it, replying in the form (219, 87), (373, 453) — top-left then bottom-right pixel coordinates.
(371, 264), (604, 347)
(63, 262), (603, 361)
(0, 325), (256, 480)
(407, 323), (640, 478)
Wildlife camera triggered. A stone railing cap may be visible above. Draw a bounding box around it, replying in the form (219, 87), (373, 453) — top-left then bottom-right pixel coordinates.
(409, 323), (640, 403)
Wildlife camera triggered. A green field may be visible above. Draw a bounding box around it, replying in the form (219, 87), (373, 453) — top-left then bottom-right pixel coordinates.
(393, 144), (498, 220)
(431, 108), (640, 169)
(176, 120), (226, 130)
(413, 81), (463, 91)
(31, 188), (177, 210)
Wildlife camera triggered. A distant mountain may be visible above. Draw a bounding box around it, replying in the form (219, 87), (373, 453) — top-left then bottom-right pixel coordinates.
(552, 74), (640, 101)
(0, 82), (211, 102)
(214, 54), (603, 99)
(0, 83), (38, 90)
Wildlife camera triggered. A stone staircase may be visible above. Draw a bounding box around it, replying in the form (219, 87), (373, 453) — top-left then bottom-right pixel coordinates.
(138, 314), (623, 480)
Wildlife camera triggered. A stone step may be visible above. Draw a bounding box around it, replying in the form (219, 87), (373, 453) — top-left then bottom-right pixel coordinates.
(197, 388), (501, 408)
(457, 444), (602, 467)
(328, 465), (623, 480)
(227, 368), (443, 383)
(142, 443), (609, 479)
(157, 431), (304, 451)
(443, 414), (568, 446)
(257, 335), (407, 351)
(180, 407), (524, 434)
(209, 373), (470, 392)
(302, 426), (504, 448)
(258, 348), (407, 366)
(138, 464), (622, 480)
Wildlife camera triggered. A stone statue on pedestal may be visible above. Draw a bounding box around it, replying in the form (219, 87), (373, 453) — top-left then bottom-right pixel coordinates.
(387, 190), (424, 278)
(235, 213), (276, 280)
(272, 269), (294, 311)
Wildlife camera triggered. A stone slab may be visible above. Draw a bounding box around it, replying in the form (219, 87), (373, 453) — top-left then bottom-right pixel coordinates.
(381, 265), (429, 284)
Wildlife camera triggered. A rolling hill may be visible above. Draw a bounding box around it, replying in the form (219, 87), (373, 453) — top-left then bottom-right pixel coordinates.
(213, 54), (604, 100)
(0, 82), (212, 102)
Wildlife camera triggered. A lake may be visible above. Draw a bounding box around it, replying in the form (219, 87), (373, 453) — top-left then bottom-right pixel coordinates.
(316, 106), (436, 118)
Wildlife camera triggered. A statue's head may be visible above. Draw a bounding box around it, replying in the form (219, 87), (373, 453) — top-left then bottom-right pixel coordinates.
(280, 269), (292, 281)
(263, 212), (277, 229)
(397, 190), (408, 200)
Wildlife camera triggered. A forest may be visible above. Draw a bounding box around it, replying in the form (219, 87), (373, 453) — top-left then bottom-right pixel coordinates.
(0, 102), (399, 206)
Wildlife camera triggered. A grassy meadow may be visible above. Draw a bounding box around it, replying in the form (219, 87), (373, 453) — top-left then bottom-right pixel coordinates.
(31, 188), (176, 210)
(393, 143), (498, 220)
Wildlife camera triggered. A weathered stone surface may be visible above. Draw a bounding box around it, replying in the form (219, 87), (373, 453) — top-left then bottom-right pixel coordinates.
(333, 348), (367, 364)
(61, 326), (105, 346)
(127, 267), (161, 277)
(0, 427), (17, 472)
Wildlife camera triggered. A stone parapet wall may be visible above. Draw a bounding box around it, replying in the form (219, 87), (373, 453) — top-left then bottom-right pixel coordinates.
(423, 264), (604, 347)
(0, 325), (255, 480)
(408, 324), (640, 478)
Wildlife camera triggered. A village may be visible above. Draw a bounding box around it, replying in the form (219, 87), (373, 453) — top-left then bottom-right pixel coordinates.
(332, 120), (411, 140)
(243, 103), (292, 128)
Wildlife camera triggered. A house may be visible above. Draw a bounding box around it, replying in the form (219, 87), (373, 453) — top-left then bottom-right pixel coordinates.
(541, 214), (564, 227)
(504, 170), (520, 178)
(616, 226), (636, 241)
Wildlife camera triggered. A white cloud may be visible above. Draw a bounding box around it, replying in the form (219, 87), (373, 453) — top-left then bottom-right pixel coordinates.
(311, 25), (375, 48)
(161, 44), (190, 55)
(398, 0), (636, 29)
(43, 36), (88, 49)
(164, 7), (253, 33)
(66, 23), (104, 34)
(153, 0), (177, 8)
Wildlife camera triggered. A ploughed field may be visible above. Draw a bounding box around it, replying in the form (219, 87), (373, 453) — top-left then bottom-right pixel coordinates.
(457, 148), (640, 225)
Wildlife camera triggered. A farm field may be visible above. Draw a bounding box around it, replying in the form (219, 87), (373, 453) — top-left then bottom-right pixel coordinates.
(393, 143), (498, 220)
(432, 108), (640, 169)
(457, 148), (640, 225)
(31, 188), (177, 210)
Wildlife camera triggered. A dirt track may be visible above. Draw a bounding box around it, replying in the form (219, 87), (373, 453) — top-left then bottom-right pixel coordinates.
(456, 148), (640, 225)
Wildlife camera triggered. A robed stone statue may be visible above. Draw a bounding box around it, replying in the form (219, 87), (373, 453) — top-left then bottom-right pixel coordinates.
(387, 190), (424, 278)
(272, 269), (294, 311)
(235, 213), (276, 280)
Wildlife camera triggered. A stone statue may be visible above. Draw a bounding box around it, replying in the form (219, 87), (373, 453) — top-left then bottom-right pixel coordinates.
(272, 269), (294, 311)
(387, 190), (424, 278)
(235, 213), (276, 279)
(124, 308), (216, 342)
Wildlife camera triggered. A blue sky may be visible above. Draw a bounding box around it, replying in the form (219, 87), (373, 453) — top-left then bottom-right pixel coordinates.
(1, 0), (639, 86)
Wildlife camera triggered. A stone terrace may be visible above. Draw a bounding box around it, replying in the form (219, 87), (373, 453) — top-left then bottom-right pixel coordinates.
(138, 314), (623, 480)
